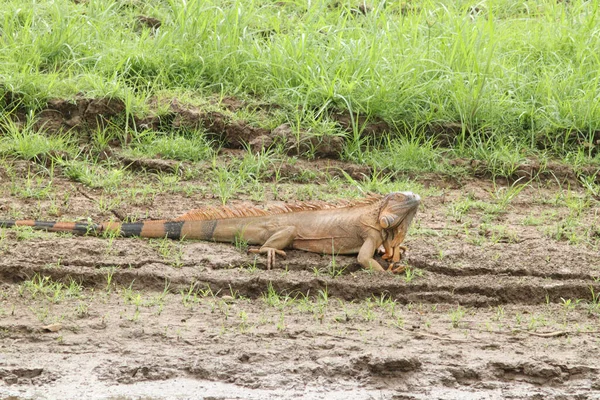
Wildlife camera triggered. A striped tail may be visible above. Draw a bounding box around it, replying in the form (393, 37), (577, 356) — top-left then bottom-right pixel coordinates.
(0, 219), (192, 239)
(0, 220), (104, 235)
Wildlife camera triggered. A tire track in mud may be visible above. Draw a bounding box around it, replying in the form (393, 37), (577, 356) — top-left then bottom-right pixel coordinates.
(2, 254), (599, 307)
(2, 240), (600, 398)
(1, 228), (599, 308)
(410, 256), (600, 281)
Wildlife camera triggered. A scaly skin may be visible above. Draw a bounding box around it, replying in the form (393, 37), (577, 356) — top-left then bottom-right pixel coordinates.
(0, 192), (420, 272)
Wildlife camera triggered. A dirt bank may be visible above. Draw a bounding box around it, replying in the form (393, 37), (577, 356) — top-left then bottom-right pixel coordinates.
(1, 154), (599, 399)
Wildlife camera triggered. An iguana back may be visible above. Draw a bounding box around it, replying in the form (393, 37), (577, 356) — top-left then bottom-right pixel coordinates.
(0, 192), (421, 272)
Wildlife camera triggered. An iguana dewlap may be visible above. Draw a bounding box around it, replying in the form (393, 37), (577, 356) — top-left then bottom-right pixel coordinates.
(0, 192), (420, 272)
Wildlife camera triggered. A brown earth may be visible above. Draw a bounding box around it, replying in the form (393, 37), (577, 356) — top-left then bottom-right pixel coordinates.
(1, 150), (600, 400)
(3, 92), (599, 183)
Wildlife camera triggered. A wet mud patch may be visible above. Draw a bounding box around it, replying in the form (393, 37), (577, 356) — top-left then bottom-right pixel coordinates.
(2, 277), (600, 399)
(95, 363), (177, 384)
(352, 354), (423, 376)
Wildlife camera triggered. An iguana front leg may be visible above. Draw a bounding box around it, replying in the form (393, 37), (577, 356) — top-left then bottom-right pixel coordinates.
(357, 237), (386, 272)
(381, 243), (407, 261)
(248, 226), (296, 270)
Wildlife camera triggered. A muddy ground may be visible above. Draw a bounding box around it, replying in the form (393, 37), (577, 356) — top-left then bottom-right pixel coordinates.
(1, 151), (600, 399)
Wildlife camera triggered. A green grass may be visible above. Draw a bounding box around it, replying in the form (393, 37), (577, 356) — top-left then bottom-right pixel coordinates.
(19, 273), (82, 303)
(0, 116), (75, 160)
(126, 130), (215, 162)
(62, 159), (127, 190)
(359, 134), (442, 173)
(1, 0), (600, 170)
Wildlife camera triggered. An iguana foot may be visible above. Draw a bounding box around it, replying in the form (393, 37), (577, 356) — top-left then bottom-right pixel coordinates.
(386, 263), (406, 274)
(248, 247), (287, 270)
(382, 245), (407, 262)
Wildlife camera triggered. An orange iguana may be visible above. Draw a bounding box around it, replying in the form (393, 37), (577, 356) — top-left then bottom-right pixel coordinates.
(0, 192), (420, 272)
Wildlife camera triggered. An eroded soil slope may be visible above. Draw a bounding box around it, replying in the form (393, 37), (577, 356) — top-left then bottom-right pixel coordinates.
(1, 154), (600, 399)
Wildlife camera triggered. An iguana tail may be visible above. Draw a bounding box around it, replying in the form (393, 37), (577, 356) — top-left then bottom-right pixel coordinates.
(0, 219), (190, 239)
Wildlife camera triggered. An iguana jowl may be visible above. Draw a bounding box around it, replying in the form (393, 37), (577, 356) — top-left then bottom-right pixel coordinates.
(0, 192), (420, 272)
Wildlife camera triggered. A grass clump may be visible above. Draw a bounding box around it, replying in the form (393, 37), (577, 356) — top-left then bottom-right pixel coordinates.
(62, 159), (126, 190)
(1, 0), (599, 172)
(357, 135), (442, 173)
(0, 116), (75, 161)
(19, 273), (82, 303)
(127, 131), (215, 162)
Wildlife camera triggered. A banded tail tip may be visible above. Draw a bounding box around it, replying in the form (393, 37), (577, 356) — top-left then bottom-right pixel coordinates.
(0, 220), (102, 235)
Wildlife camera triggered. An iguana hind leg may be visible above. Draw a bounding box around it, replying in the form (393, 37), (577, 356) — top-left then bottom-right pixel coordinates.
(248, 247), (287, 270)
(248, 226), (296, 270)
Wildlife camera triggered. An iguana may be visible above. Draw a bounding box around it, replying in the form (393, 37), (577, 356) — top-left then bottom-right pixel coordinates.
(0, 192), (420, 272)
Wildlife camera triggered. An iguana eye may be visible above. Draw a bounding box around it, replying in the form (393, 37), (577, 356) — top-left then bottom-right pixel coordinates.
(395, 193), (407, 201)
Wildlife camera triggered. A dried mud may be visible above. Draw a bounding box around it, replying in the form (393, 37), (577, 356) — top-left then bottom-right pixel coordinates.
(1, 153), (600, 399)
(0, 111), (600, 399)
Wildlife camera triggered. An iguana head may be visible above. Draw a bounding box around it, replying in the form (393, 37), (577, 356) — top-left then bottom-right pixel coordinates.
(378, 191), (421, 258)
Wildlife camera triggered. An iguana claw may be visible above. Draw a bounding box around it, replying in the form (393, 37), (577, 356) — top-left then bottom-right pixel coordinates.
(386, 263), (406, 274)
(382, 245), (407, 262)
(248, 247), (287, 270)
